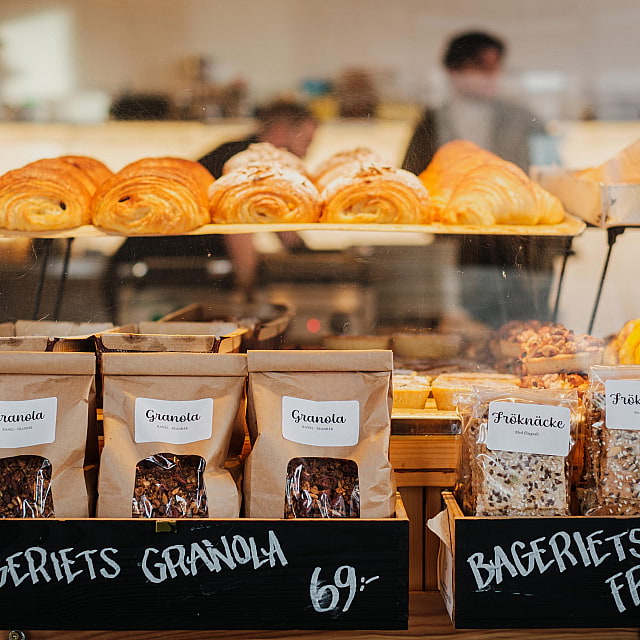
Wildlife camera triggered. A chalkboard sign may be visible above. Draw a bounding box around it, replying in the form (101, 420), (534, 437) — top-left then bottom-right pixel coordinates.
(447, 499), (640, 628)
(0, 517), (408, 630)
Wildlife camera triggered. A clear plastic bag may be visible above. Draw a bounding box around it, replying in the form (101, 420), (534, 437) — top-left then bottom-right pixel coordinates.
(132, 453), (208, 518)
(458, 387), (578, 517)
(285, 457), (360, 518)
(584, 366), (640, 515)
(0, 455), (54, 518)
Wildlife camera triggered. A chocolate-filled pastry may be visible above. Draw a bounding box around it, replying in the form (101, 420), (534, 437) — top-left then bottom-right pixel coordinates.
(91, 156), (213, 234)
(222, 142), (308, 176)
(0, 158), (93, 230)
(320, 164), (430, 224)
(58, 155), (113, 194)
(209, 164), (321, 223)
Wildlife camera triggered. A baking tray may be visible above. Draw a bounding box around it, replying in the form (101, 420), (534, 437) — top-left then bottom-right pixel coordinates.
(0, 218), (586, 239)
(534, 166), (640, 227)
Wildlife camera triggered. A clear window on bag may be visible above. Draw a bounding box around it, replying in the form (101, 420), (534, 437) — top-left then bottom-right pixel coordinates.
(285, 457), (360, 518)
(0, 455), (54, 518)
(132, 453), (208, 518)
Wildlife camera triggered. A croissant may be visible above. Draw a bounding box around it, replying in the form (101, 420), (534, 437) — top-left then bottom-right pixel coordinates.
(57, 155), (113, 194)
(576, 139), (640, 183)
(209, 164), (321, 223)
(320, 164), (431, 224)
(222, 143), (308, 176)
(0, 158), (93, 231)
(91, 157), (213, 234)
(311, 147), (381, 191)
(418, 140), (499, 218)
(441, 161), (565, 226)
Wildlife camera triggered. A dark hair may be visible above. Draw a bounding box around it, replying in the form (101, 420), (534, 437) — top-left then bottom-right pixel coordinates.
(253, 100), (315, 127)
(443, 31), (505, 71)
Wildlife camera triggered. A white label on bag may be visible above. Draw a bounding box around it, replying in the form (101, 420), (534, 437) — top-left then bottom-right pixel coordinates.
(605, 379), (640, 430)
(281, 396), (359, 447)
(0, 397), (57, 449)
(486, 401), (571, 456)
(135, 397), (213, 445)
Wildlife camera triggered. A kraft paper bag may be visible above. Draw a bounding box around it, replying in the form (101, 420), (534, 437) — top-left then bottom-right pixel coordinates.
(0, 351), (97, 518)
(97, 352), (246, 518)
(244, 349), (395, 518)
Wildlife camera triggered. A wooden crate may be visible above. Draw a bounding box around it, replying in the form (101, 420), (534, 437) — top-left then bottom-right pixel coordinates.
(431, 491), (640, 629)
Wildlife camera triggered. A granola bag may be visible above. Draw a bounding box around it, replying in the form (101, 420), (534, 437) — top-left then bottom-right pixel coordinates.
(97, 352), (247, 518)
(584, 365), (640, 515)
(0, 351), (97, 517)
(459, 386), (578, 516)
(244, 350), (395, 518)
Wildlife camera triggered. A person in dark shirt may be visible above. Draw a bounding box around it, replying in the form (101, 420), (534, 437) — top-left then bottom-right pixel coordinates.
(199, 99), (317, 179)
(104, 100), (317, 321)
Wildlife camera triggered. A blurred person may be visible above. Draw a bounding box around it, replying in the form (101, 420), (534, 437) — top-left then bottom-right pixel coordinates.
(198, 99), (318, 178)
(403, 31), (544, 173)
(402, 30), (559, 327)
(105, 99), (317, 322)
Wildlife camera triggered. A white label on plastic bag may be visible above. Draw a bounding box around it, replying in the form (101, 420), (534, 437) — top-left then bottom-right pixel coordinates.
(0, 397), (57, 449)
(605, 379), (640, 430)
(486, 401), (571, 456)
(135, 397), (213, 445)
(281, 396), (359, 447)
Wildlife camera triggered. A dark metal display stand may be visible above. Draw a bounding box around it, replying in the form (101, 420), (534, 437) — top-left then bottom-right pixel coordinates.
(588, 226), (628, 334)
(32, 237), (74, 321)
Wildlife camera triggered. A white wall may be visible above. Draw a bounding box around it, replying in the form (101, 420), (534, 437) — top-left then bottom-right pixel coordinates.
(0, 0), (639, 116)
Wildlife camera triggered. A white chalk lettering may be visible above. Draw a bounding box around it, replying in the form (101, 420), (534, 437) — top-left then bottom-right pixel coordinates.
(0, 546), (120, 588)
(140, 531), (289, 585)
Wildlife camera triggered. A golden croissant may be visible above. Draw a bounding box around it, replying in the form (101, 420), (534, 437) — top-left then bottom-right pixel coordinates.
(418, 140), (499, 219)
(91, 157), (213, 234)
(58, 155), (113, 194)
(0, 157), (94, 231)
(223, 143), (308, 176)
(209, 164), (321, 223)
(321, 164), (431, 224)
(442, 161), (565, 225)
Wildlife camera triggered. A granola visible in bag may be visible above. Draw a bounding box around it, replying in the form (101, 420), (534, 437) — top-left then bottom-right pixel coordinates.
(0, 455), (54, 518)
(285, 457), (360, 518)
(132, 453), (208, 518)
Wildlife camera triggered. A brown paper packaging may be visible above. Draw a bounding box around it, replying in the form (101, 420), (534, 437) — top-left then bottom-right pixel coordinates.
(244, 349), (395, 518)
(97, 352), (247, 518)
(0, 351), (97, 517)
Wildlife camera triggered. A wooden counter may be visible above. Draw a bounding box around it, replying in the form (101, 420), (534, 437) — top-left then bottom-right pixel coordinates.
(3, 592), (636, 639)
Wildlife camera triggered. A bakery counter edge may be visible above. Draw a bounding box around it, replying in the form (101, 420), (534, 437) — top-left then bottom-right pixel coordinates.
(0, 217), (587, 239)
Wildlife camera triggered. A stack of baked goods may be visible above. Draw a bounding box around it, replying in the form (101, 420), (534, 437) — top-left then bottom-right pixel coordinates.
(92, 157), (213, 234)
(0, 155), (113, 231)
(209, 147), (321, 223)
(419, 139), (566, 226)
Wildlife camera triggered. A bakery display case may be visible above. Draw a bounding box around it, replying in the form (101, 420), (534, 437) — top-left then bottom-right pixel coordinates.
(3, 2), (640, 638)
